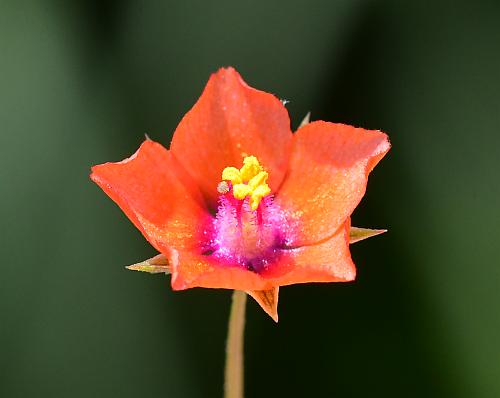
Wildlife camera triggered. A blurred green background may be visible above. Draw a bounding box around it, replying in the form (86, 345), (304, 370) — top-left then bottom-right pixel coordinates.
(1, 1), (499, 397)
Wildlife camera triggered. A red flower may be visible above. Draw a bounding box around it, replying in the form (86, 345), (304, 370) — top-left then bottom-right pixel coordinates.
(91, 67), (390, 321)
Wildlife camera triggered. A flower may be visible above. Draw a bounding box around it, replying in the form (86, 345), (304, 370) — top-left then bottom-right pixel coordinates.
(91, 67), (390, 321)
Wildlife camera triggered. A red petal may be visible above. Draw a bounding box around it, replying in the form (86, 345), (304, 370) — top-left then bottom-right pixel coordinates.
(276, 121), (390, 246)
(91, 140), (210, 254)
(170, 67), (293, 209)
(170, 250), (268, 291)
(170, 221), (354, 291)
(266, 221), (356, 285)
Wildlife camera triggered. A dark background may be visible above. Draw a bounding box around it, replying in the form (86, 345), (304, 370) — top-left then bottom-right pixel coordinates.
(1, 1), (499, 397)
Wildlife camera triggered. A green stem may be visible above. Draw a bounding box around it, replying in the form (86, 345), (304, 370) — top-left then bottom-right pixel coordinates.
(224, 290), (247, 398)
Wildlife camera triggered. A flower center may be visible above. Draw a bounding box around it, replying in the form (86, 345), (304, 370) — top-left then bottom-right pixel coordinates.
(209, 156), (287, 272)
(220, 155), (271, 210)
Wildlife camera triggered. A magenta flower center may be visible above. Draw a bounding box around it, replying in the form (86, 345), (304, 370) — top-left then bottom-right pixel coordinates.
(209, 191), (289, 273)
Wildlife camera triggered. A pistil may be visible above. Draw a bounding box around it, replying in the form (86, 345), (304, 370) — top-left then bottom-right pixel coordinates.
(209, 156), (288, 273)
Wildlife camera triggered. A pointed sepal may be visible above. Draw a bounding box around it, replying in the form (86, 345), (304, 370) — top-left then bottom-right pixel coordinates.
(246, 287), (279, 322)
(349, 227), (386, 244)
(126, 253), (171, 274)
(297, 111), (311, 129)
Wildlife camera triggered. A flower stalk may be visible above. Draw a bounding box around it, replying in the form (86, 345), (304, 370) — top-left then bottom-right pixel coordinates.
(224, 290), (247, 398)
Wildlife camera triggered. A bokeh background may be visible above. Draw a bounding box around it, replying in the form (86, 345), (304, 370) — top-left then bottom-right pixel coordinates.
(1, 1), (499, 397)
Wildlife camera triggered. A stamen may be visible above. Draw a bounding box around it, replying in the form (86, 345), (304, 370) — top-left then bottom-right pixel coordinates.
(250, 184), (271, 210)
(233, 183), (252, 200)
(239, 156), (262, 182)
(220, 155), (271, 210)
(221, 167), (242, 185)
(248, 171), (268, 190)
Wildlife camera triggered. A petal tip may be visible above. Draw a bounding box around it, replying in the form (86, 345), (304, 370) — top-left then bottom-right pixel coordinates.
(170, 273), (187, 291)
(211, 66), (242, 83)
(346, 268), (357, 282)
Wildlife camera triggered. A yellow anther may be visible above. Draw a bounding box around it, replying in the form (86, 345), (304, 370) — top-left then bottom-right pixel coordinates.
(221, 167), (242, 185)
(248, 171), (268, 190)
(249, 184), (271, 210)
(219, 155), (271, 210)
(233, 183), (252, 200)
(239, 156), (262, 182)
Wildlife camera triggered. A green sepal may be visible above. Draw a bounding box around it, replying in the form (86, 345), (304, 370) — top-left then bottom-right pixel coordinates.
(126, 253), (170, 274)
(297, 111), (311, 129)
(350, 227), (386, 244)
